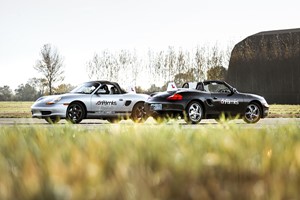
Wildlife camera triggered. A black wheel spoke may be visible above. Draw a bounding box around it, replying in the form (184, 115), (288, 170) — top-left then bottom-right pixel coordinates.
(67, 103), (85, 124)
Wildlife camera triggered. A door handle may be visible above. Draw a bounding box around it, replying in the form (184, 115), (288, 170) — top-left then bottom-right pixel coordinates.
(213, 97), (218, 100)
(119, 99), (123, 101)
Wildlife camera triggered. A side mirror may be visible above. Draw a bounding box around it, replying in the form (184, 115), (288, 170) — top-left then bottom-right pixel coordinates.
(232, 88), (237, 93)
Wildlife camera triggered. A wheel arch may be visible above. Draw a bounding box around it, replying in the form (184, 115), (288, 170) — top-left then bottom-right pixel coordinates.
(186, 99), (206, 115)
(133, 100), (145, 108)
(131, 100), (145, 114)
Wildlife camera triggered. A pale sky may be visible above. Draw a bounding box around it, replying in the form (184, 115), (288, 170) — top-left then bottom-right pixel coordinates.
(0, 0), (299, 90)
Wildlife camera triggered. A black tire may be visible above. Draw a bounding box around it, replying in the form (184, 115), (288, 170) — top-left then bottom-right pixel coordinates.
(66, 102), (85, 124)
(131, 102), (148, 123)
(184, 101), (203, 124)
(243, 103), (261, 124)
(107, 118), (121, 123)
(45, 116), (60, 124)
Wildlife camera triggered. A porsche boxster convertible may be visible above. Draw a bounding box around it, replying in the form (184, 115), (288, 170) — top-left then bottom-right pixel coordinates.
(144, 80), (269, 124)
(31, 81), (149, 124)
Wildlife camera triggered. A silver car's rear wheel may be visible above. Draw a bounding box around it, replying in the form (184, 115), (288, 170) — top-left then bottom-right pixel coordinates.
(185, 101), (203, 124)
(131, 102), (148, 123)
(66, 102), (85, 124)
(243, 103), (261, 123)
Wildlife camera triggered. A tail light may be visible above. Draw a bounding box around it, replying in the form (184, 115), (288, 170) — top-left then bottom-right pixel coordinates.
(167, 93), (183, 101)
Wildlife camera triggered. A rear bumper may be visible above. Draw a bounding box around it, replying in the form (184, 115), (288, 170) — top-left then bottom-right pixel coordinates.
(144, 102), (185, 117)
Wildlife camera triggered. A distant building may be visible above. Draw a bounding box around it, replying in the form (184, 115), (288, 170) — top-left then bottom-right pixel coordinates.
(226, 28), (300, 104)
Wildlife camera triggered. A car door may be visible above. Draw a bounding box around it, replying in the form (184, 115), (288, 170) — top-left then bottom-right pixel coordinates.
(205, 82), (243, 115)
(90, 84), (125, 116)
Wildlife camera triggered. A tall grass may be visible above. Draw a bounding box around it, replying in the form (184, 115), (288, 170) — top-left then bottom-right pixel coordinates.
(0, 122), (300, 199)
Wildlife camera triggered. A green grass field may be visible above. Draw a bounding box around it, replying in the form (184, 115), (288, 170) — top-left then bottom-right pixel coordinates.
(0, 101), (299, 118)
(0, 123), (300, 199)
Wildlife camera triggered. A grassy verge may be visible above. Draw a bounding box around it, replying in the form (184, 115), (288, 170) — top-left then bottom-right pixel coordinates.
(0, 123), (300, 199)
(268, 104), (300, 118)
(0, 101), (33, 118)
(0, 101), (299, 118)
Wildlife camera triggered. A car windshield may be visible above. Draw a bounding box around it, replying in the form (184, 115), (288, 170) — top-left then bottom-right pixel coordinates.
(70, 82), (100, 94)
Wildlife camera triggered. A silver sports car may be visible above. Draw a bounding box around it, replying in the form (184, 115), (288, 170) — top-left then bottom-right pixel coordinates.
(31, 81), (149, 124)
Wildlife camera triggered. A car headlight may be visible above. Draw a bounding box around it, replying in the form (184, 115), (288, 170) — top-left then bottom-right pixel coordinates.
(46, 97), (62, 105)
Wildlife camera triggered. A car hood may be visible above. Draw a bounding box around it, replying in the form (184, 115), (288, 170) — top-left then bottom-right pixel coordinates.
(239, 92), (267, 103)
(34, 93), (85, 102)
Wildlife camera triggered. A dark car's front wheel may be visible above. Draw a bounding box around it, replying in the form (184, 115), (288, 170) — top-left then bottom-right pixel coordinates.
(243, 103), (261, 123)
(185, 101), (203, 124)
(66, 102), (85, 124)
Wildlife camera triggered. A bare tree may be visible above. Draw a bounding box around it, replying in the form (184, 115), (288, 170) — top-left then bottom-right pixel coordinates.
(28, 77), (48, 96)
(194, 46), (207, 81)
(86, 43), (232, 90)
(165, 46), (176, 82)
(207, 45), (223, 70)
(175, 49), (190, 86)
(130, 50), (140, 86)
(87, 50), (119, 82)
(118, 49), (132, 85)
(87, 53), (101, 80)
(153, 51), (165, 85)
(34, 44), (65, 95)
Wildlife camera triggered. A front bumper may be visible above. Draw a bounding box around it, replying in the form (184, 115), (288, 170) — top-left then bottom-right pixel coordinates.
(262, 104), (269, 118)
(31, 103), (68, 119)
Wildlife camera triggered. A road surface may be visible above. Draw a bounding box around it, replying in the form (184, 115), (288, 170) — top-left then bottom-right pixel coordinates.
(0, 117), (299, 128)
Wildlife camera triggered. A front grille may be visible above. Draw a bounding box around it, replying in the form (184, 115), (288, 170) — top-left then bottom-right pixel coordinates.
(41, 111), (52, 115)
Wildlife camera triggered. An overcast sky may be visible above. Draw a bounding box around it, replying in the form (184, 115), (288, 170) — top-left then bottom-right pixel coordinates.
(0, 0), (299, 90)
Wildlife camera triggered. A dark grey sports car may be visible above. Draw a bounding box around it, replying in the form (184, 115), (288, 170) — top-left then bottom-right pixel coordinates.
(144, 80), (269, 124)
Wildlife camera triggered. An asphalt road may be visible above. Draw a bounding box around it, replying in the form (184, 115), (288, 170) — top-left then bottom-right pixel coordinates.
(0, 117), (299, 128)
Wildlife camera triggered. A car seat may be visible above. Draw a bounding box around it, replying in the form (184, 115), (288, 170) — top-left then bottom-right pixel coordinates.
(196, 83), (205, 91)
(110, 87), (116, 94)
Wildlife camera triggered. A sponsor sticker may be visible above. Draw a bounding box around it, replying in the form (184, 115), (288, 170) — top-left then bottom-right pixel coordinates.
(220, 99), (239, 105)
(96, 101), (117, 106)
